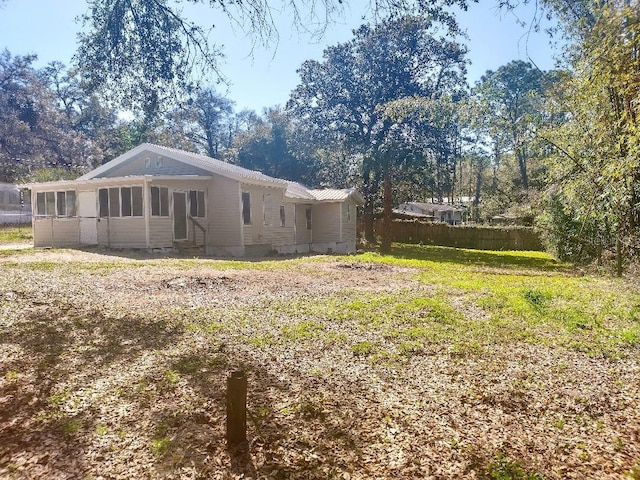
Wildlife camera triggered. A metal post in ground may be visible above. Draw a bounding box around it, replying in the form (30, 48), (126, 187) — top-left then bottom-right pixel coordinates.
(226, 370), (247, 447)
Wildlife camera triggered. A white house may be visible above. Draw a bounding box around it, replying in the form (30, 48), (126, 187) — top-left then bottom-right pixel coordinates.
(394, 201), (464, 225)
(20, 143), (364, 256)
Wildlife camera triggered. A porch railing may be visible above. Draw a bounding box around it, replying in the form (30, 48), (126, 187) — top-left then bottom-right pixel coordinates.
(188, 215), (207, 254)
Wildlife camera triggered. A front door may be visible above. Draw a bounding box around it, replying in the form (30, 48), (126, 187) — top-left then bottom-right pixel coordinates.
(173, 191), (188, 240)
(78, 190), (98, 245)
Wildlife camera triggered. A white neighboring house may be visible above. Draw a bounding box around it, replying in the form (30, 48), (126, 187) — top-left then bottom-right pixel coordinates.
(20, 143), (364, 256)
(0, 182), (31, 225)
(395, 202), (464, 225)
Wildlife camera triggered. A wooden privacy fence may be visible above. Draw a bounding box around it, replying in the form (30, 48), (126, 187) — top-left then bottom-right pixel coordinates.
(368, 219), (544, 251)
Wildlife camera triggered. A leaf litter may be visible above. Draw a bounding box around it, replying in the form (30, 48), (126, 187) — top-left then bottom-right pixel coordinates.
(0, 248), (638, 479)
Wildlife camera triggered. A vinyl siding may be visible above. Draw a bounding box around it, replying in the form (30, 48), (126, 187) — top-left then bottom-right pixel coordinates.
(312, 203), (341, 243)
(148, 217), (173, 247)
(209, 175), (242, 247)
(240, 184), (288, 246)
(97, 153), (210, 178)
(103, 218), (147, 247)
(147, 179), (209, 247)
(295, 204), (312, 244)
(33, 218), (80, 247)
(342, 199), (357, 243)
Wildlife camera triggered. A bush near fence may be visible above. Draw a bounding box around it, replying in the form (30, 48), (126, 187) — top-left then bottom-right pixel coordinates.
(367, 218), (543, 251)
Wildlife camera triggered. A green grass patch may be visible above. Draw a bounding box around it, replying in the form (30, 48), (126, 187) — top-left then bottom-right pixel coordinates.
(0, 224), (32, 244)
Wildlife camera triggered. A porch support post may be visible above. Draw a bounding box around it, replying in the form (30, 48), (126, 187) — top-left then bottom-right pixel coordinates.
(144, 177), (151, 249)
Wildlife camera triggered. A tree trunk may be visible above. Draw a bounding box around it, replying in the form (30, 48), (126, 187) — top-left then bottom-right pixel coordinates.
(364, 200), (375, 243)
(473, 158), (483, 222)
(362, 160), (379, 243)
(516, 145), (528, 191)
(381, 169), (393, 254)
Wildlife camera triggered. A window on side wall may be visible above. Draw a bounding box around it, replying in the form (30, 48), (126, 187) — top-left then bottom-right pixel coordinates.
(280, 205), (285, 227)
(306, 207), (312, 230)
(346, 203), (351, 221)
(189, 190), (205, 218)
(263, 193), (272, 226)
(242, 191), (251, 225)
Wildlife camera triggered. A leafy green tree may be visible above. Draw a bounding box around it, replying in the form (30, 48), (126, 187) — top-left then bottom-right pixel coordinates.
(288, 15), (467, 249)
(191, 88), (235, 158)
(233, 107), (320, 184)
(471, 61), (546, 192)
(0, 50), (100, 182)
(540, 1), (640, 269)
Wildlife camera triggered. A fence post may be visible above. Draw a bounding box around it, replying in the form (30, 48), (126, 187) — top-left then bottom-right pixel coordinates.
(226, 370), (247, 447)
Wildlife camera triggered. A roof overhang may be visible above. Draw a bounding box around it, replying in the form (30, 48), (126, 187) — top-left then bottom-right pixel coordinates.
(19, 175), (214, 191)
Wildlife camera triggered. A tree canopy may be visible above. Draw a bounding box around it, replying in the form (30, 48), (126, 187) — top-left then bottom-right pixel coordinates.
(288, 15), (468, 250)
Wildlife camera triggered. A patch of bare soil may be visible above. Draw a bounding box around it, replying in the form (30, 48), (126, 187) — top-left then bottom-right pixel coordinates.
(0, 249), (639, 479)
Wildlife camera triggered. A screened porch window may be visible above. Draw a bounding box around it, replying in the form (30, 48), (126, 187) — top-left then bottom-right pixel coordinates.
(121, 187), (143, 217)
(151, 186), (169, 217)
(36, 190), (75, 217)
(189, 190), (205, 218)
(99, 186), (143, 217)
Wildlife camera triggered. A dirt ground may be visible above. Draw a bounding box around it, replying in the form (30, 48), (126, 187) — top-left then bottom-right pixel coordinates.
(0, 247), (639, 479)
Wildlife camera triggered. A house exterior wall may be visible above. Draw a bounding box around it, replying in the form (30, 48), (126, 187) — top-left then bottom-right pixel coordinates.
(33, 218), (79, 247)
(294, 203), (312, 247)
(342, 199), (357, 243)
(206, 175), (243, 255)
(312, 203), (341, 244)
(96, 217), (147, 248)
(97, 153), (210, 178)
(148, 217), (173, 247)
(240, 183), (293, 249)
(145, 179), (209, 248)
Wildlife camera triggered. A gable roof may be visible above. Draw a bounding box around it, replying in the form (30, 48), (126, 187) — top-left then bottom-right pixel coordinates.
(78, 143), (287, 188)
(21, 144), (365, 205)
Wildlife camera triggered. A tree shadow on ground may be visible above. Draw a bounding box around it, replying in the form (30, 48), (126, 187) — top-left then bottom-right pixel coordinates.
(0, 297), (185, 477)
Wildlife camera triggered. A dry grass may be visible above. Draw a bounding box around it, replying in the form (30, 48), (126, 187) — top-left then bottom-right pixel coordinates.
(0, 245), (639, 479)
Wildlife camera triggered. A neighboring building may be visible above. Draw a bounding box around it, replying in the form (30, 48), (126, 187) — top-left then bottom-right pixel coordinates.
(395, 202), (464, 225)
(0, 182), (31, 225)
(20, 143), (364, 256)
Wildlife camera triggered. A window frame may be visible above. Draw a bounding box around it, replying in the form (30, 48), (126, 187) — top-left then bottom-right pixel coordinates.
(263, 193), (272, 226)
(242, 191), (251, 225)
(279, 205), (286, 228)
(306, 206), (312, 230)
(99, 186), (144, 218)
(189, 190), (206, 218)
(151, 186), (169, 217)
(36, 190), (76, 217)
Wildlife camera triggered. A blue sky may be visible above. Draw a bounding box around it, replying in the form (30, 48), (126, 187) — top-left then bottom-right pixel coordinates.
(0, 0), (559, 112)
